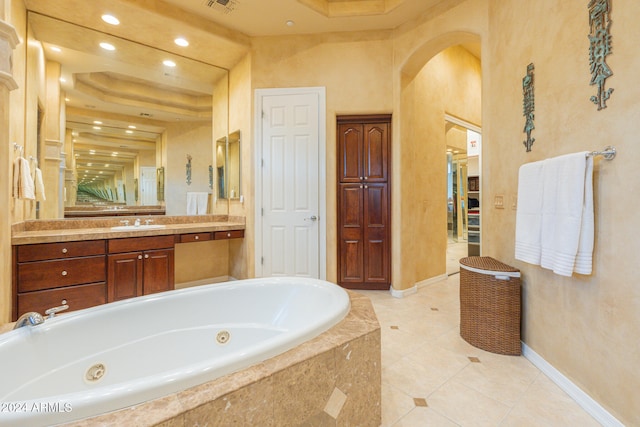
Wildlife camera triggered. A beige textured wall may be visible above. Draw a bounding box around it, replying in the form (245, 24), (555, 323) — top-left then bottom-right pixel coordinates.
(250, 32), (394, 283)
(228, 53), (251, 279)
(164, 121), (213, 216)
(399, 45), (481, 288)
(483, 0), (640, 424)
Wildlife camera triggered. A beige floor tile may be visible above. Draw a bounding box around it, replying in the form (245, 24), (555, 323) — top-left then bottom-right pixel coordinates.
(356, 276), (599, 427)
(427, 380), (512, 426)
(394, 406), (461, 427)
(501, 374), (601, 427)
(381, 382), (418, 427)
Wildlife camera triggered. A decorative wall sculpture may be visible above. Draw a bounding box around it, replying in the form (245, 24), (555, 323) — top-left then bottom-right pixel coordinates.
(588, 0), (614, 110)
(522, 63), (535, 152)
(186, 154), (192, 185)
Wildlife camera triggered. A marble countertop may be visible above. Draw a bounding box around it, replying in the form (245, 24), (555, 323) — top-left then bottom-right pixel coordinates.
(11, 215), (245, 245)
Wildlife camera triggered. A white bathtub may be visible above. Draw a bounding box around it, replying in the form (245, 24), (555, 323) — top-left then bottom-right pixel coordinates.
(0, 277), (350, 426)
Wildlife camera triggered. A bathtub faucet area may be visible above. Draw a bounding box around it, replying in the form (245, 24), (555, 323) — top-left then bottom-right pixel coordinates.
(13, 312), (45, 329)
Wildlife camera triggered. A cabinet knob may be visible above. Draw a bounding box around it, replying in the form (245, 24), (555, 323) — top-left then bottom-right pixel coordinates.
(359, 176), (364, 180)
(364, 176), (368, 180)
(360, 185), (363, 189)
(144, 254), (149, 259)
(138, 255), (143, 260)
(227, 233), (231, 237)
(61, 270), (68, 276)
(195, 235), (199, 240)
(364, 185), (368, 189)
(62, 248), (68, 254)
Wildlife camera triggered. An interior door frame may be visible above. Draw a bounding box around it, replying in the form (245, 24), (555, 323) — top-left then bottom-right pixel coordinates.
(254, 87), (327, 279)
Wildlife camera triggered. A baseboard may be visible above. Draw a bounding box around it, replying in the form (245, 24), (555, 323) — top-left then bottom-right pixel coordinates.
(389, 285), (417, 298)
(175, 275), (232, 290)
(522, 343), (623, 427)
(389, 273), (449, 298)
(416, 274), (448, 289)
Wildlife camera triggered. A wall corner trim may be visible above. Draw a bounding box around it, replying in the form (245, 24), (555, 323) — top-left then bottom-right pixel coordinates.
(389, 285), (417, 298)
(522, 343), (624, 427)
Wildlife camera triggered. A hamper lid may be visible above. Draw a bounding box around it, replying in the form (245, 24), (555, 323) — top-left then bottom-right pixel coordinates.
(459, 256), (521, 278)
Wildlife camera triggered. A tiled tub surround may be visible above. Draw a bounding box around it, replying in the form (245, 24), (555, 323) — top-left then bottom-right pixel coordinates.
(11, 215), (245, 245)
(12, 291), (380, 426)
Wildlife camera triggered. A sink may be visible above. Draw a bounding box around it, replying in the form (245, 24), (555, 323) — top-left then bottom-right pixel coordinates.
(110, 224), (167, 231)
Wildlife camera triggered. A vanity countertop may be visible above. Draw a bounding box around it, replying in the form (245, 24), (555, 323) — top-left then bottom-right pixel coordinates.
(11, 215), (245, 245)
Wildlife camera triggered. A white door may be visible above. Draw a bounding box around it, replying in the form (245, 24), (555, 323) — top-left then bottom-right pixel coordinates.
(140, 167), (157, 206)
(255, 88), (326, 278)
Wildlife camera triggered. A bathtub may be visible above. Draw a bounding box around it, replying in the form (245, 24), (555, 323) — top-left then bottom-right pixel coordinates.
(0, 277), (350, 426)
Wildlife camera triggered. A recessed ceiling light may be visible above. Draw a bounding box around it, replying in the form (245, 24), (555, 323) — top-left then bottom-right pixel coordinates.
(163, 60), (176, 67)
(128, 125), (136, 129)
(93, 126), (101, 130)
(65, 98), (70, 102)
(100, 42), (115, 51)
(101, 14), (120, 25)
(93, 120), (102, 125)
(126, 130), (133, 134)
(174, 38), (189, 47)
(59, 77), (66, 83)
(87, 163), (93, 166)
(105, 164), (110, 167)
(51, 46), (61, 52)
(286, 20), (295, 27)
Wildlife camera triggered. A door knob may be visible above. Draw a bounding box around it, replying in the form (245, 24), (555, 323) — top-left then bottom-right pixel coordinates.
(305, 215), (318, 222)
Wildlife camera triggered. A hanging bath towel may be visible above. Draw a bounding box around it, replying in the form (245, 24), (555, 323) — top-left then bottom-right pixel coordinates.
(12, 157), (35, 200)
(34, 167), (46, 201)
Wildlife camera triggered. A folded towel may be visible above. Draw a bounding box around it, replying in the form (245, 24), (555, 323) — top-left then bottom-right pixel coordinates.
(186, 192), (198, 215)
(34, 167), (46, 201)
(515, 160), (545, 265)
(12, 157), (35, 200)
(196, 192), (209, 215)
(539, 152), (592, 276)
(574, 156), (594, 275)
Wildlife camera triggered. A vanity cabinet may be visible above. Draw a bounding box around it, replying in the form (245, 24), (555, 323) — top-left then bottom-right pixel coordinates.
(13, 240), (107, 319)
(107, 235), (175, 302)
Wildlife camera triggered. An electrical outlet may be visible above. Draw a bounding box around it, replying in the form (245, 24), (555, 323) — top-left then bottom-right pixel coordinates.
(494, 195), (504, 209)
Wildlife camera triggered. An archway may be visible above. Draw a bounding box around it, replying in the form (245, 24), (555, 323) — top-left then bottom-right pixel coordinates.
(396, 31), (482, 290)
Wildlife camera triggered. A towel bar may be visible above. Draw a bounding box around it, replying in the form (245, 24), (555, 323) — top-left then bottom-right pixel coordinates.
(587, 145), (616, 160)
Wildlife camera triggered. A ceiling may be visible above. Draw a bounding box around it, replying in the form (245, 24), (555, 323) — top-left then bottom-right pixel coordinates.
(160, 0), (467, 37)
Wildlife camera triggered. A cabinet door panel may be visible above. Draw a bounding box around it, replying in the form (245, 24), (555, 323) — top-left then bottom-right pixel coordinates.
(363, 123), (389, 182)
(108, 253), (143, 302)
(338, 184), (364, 283)
(364, 184), (389, 283)
(143, 249), (174, 295)
(338, 124), (363, 182)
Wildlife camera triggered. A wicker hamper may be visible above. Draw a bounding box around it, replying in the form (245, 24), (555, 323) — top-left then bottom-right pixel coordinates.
(459, 256), (522, 355)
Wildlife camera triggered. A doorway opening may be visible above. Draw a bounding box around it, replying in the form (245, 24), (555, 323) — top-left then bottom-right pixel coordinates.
(445, 116), (481, 275)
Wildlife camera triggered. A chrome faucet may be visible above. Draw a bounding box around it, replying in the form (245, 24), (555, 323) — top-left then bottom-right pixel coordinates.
(45, 300), (69, 319)
(13, 312), (45, 329)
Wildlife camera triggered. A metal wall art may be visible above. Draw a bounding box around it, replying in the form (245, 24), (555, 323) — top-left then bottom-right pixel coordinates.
(186, 154), (192, 185)
(522, 63), (535, 152)
(588, 0), (614, 110)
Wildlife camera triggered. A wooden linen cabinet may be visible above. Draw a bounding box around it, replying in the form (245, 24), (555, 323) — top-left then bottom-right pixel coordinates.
(337, 114), (391, 290)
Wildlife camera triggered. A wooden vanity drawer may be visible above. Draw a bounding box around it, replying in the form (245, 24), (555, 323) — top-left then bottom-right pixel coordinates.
(214, 230), (245, 240)
(17, 256), (106, 292)
(108, 235), (176, 253)
(17, 240), (106, 262)
(17, 282), (107, 318)
(179, 232), (212, 243)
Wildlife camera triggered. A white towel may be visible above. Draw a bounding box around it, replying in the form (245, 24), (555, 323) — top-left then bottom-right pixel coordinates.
(515, 152), (594, 276)
(186, 192), (198, 215)
(34, 167), (46, 201)
(539, 152), (591, 276)
(515, 160), (545, 265)
(574, 156), (594, 274)
(12, 157), (35, 200)
(196, 192), (209, 215)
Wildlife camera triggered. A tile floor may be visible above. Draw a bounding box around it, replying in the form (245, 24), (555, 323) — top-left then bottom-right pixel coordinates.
(357, 274), (601, 426)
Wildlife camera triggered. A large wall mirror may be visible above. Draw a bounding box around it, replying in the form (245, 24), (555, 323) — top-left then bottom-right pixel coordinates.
(27, 12), (230, 217)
